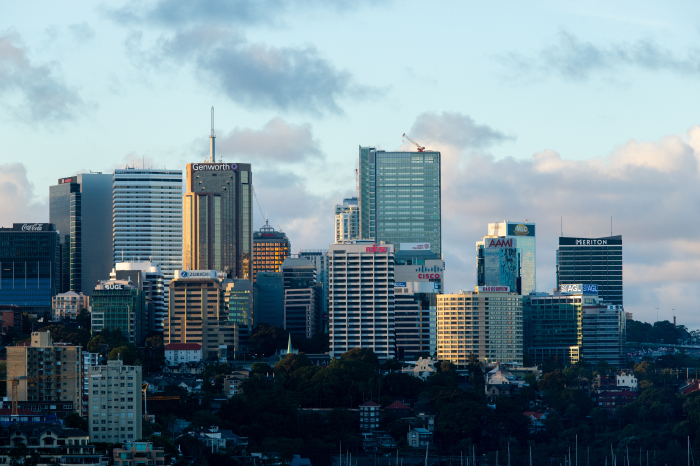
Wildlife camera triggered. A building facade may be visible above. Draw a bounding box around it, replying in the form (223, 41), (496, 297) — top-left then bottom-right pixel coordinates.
(164, 343), (202, 366)
(300, 249), (329, 333)
(253, 272), (284, 328)
(49, 173), (113, 296)
(112, 262), (165, 333)
(436, 288), (523, 365)
(359, 147), (442, 256)
(476, 237), (520, 293)
(281, 258), (318, 338)
(557, 235), (623, 305)
(91, 280), (147, 345)
(582, 303), (626, 366)
(113, 441), (164, 466)
(0, 224), (60, 318)
(486, 221), (536, 295)
(328, 242), (395, 360)
(252, 220), (290, 282)
(335, 197), (360, 243)
(52, 291), (89, 321)
(87, 359), (142, 443)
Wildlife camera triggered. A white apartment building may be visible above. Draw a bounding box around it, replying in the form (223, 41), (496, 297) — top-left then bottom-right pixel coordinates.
(328, 242), (395, 360)
(87, 360), (142, 443)
(437, 287), (523, 366)
(334, 197), (360, 243)
(52, 291), (89, 321)
(164, 343), (202, 366)
(113, 168), (182, 324)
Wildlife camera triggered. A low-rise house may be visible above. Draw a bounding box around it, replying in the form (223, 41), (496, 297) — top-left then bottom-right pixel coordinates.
(597, 390), (639, 413)
(224, 370), (250, 397)
(523, 411), (548, 433)
(113, 441), (165, 466)
(402, 357), (437, 380)
(162, 361), (207, 375)
(385, 400), (410, 419)
(616, 372), (638, 391)
(680, 379), (700, 396)
(164, 343), (202, 366)
(485, 364), (528, 399)
(184, 426), (248, 451)
(407, 428), (433, 448)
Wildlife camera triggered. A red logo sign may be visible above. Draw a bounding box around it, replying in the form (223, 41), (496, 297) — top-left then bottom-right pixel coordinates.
(418, 274), (440, 279)
(366, 245), (388, 253)
(487, 238), (513, 248)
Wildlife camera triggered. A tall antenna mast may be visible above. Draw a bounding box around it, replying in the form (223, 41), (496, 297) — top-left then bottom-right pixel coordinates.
(210, 106), (216, 163)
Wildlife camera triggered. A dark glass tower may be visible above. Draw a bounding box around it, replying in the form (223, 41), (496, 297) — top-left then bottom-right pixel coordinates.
(557, 235), (623, 305)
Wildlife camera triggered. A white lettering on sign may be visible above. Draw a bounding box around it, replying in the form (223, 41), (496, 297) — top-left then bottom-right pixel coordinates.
(192, 163), (238, 171)
(575, 239), (608, 245)
(104, 284), (123, 290)
(21, 224), (43, 231)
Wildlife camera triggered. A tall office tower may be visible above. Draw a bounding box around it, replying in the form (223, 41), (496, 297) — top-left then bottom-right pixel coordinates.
(253, 272), (284, 328)
(50, 174), (113, 296)
(300, 249), (329, 333)
(87, 359), (142, 443)
(113, 168), (182, 310)
(358, 147), (441, 255)
(0, 223), (60, 318)
(487, 221), (536, 295)
(7, 331), (83, 418)
(557, 235), (623, 306)
(394, 247), (443, 359)
(328, 242), (395, 360)
(111, 262), (165, 333)
(335, 197), (360, 243)
(252, 220), (290, 282)
(280, 258), (318, 338)
(476, 237), (521, 293)
(436, 287), (523, 366)
(91, 279), (146, 345)
(582, 303), (626, 367)
(164, 270), (238, 359)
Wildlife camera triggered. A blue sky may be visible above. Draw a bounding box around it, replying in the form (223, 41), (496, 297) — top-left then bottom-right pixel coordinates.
(1, 1), (699, 327)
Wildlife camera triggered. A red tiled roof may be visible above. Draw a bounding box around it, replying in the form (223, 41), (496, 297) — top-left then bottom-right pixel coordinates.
(359, 401), (380, 407)
(523, 411), (545, 420)
(165, 343), (202, 351)
(386, 401), (409, 410)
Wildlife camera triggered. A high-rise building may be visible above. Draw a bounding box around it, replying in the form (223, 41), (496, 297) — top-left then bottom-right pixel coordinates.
(253, 272), (284, 328)
(7, 331), (83, 418)
(358, 147), (441, 256)
(557, 235), (623, 306)
(487, 221), (536, 295)
(394, 247), (443, 359)
(86, 359), (142, 443)
(328, 242), (395, 360)
(111, 262), (165, 333)
(582, 303), (626, 367)
(0, 223), (60, 317)
(182, 163), (253, 280)
(91, 279), (147, 345)
(476, 237), (520, 293)
(335, 197), (360, 243)
(300, 249), (329, 333)
(280, 258), (318, 338)
(52, 291), (89, 321)
(50, 174), (114, 296)
(113, 168), (183, 310)
(252, 220), (290, 282)
(436, 287), (523, 366)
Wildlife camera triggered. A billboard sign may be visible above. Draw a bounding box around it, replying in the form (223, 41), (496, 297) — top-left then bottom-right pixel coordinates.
(12, 223), (53, 232)
(191, 163), (239, 171)
(478, 286), (510, 292)
(559, 237), (622, 246)
(400, 243), (431, 251)
(507, 223), (535, 237)
(176, 270), (218, 280)
(486, 238), (516, 248)
(560, 284), (598, 294)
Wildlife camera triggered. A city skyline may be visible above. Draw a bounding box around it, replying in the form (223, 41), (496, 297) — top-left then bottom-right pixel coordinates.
(1, 1), (699, 327)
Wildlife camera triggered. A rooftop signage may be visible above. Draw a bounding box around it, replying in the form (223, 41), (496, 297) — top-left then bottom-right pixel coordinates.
(560, 284), (598, 294)
(507, 223), (535, 237)
(191, 163), (238, 171)
(559, 237), (622, 246)
(401, 243), (431, 250)
(366, 244), (389, 253)
(478, 286), (510, 292)
(176, 270), (218, 280)
(12, 223), (53, 232)
(486, 238), (516, 248)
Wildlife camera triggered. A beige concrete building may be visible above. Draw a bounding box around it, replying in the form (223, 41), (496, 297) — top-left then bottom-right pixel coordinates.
(436, 287), (523, 366)
(87, 359), (142, 443)
(6, 331), (82, 418)
(52, 291), (90, 321)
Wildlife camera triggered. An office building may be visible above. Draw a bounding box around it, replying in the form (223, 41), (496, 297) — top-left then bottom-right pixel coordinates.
(252, 220), (290, 282)
(0, 223), (60, 318)
(436, 287), (523, 365)
(253, 272), (284, 328)
(164, 270), (238, 360)
(223, 278), (252, 353)
(582, 304), (626, 366)
(91, 280), (146, 345)
(280, 258), (318, 338)
(358, 147), (442, 255)
(111, 262), (165, 333)
(7, 331), (83, 418)
(394, 247), (443, 359)
(52, 291), (89, 321)
(113, 441), (164, 466)
(328, 242), (395, 360)
(335, 197), (360, 243)
(300, 249), (329, 333)
(113, 168), (183, 310)
(557, 235), (623, 305)
(486, 221), (536, 295)
(476, 237), (520, 293)
(49, 173), (113, 296)
(86, 359), (142, 443)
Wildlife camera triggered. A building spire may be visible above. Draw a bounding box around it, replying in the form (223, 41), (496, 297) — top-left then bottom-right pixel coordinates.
(209, 106), (216, 163)
(287, 334), (293, 354)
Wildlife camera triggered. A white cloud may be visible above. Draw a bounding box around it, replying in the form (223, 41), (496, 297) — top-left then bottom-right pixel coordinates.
(0, 163), (48, 226)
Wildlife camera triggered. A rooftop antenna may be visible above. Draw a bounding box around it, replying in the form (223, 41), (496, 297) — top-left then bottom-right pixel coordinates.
(561, 217), (563, 237)
(210, 107), (216, 163)
(611, 216), (613, 236)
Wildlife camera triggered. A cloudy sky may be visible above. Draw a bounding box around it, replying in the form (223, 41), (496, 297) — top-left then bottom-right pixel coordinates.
(1, 1), (699, 327)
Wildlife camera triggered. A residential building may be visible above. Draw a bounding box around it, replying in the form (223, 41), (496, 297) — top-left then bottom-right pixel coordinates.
(300, 249), (329, 333)
(253, 272), (284, 328)
(328, 242), (395, 360)
(224, 370), (249, 397)
(0, 304), (22, 336)
(476, 237), (520, 293)
(407, 428), (433, 448)
(385, 400), (410, 419)
(281, 257), (318, 338)
(164, 343), (202, 366)
(111, 262), (165, 333)
(83, 352), (101, 416)
(0, 223), (60, 318)
(485, 364), (528, 398)
(91, 280), (147, 345)
(358, 147), (442, 255)
(617, 373), (638, 390)
(52, 290), (89, 321)
(335, 197), (360, 243)
(557, 235), (623, 305)
(113, 441), (165, 466)
(596, 390), (638, 413)
(87, 359), (143, 443)
(6, 331), (82, 418)
(49, 173), (113, 296)
(113, 168), (183, 312)
(485, 221), (536, 295)
(436, 287), (523, 366)
(394, 247), (443, 359)
(522, 412), (548, 433)
(402, 357), (437, 380)
(252, 220), (290, 282)
(359, 401), (380, 431)
(164, 270), (239, 360)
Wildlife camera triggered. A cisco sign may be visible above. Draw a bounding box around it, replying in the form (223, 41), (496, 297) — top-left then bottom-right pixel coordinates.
(560, 284), (598, 294)
(192, 163), (238, 171)
(177, 270), (217, 280)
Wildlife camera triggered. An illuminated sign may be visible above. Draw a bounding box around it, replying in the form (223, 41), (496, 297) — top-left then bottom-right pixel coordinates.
(401, 243), (431, 250)
(58, 176), (76, 184)
(507, 223), (535, 237)
(192, 163), (239, 171)
(559, 237), (622, 246)
(576, 239), (607, 245)
(12, 223), (51, 232)
(395, 282), (407, 287)
(478, 286), (510, 292)
(486, 238), (515, 248)
(560, 284), (598, 294)
(365, 244), (388, 253)
(104, 284), (123, 290)
(176, 270), (218, 279)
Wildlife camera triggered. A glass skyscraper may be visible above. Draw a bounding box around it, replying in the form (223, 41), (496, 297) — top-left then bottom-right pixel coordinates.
(359, 147), (441, 256)
(476, 237), (520, 292)
(487, 221), (536, 295)
(252, 220), (290, 282)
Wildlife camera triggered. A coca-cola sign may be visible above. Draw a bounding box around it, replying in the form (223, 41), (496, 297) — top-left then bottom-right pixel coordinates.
(12, 223), (50, 232)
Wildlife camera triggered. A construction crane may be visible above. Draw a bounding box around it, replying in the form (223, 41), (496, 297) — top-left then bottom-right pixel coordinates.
(402, 133), (425, 152)
(1, 366), (79, 415)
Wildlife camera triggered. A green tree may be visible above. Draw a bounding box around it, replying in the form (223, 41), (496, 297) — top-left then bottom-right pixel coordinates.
(108, 344), (142, 365)
(249, 324), (289, 357)
(64, 412), (88, 432)
(340, 348), (379, 369)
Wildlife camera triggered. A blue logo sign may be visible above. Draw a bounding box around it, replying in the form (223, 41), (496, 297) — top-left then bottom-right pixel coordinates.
(395, 282), (406, 287)
(180, 271), (189, 278)
(560, 284), (598, 294)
